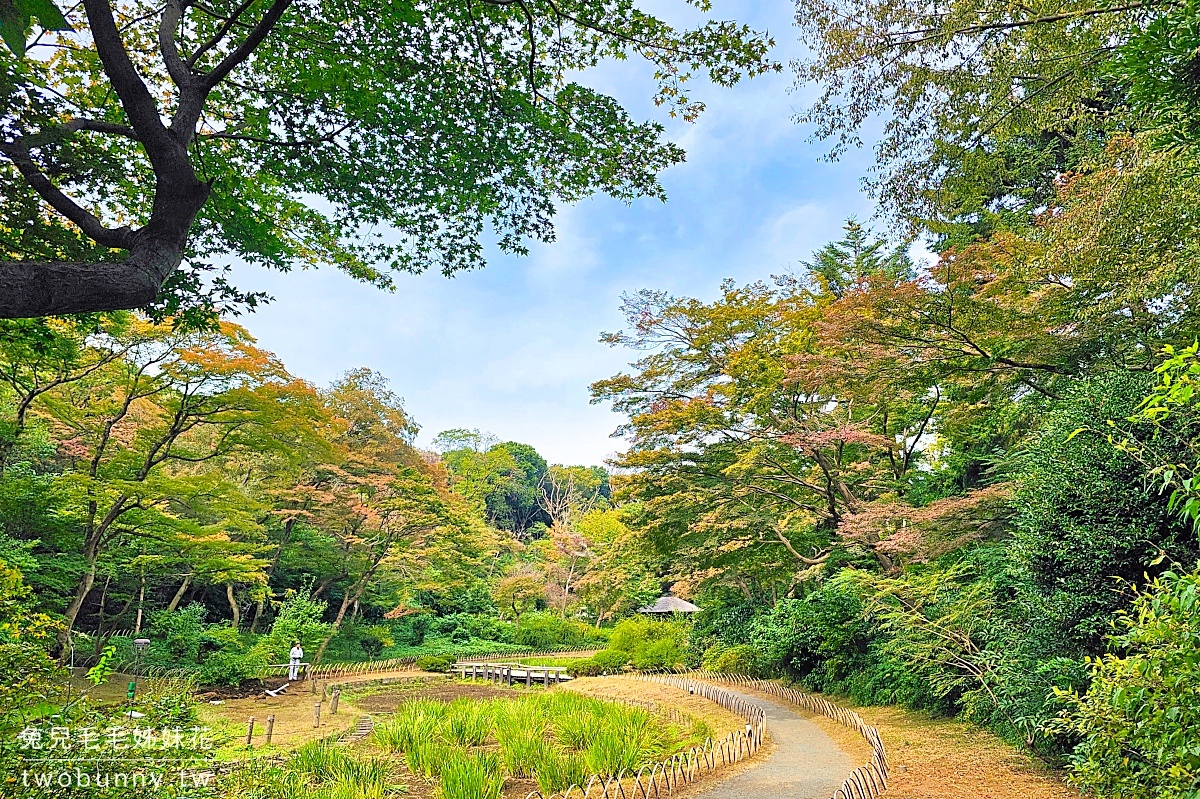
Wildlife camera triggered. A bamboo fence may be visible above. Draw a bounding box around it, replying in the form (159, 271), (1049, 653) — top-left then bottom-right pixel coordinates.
(521, 676), (766, 799)
(670, 671), (890, 799)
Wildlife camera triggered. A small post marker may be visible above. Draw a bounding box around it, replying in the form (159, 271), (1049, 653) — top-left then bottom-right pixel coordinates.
(245, 717), (255, 747)
(265, 715), (275, 744)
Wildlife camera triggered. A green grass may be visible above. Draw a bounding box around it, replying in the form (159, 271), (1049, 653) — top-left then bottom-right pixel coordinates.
(438, 750), (504, 799)
(369, 690), (682, 791)
(442, 698), (492, 746)
(284, 739), (393, 798)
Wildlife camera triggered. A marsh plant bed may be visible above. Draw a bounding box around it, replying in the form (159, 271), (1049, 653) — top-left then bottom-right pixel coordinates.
(360, 690), (716, 799)
(349, 677), (520, 714)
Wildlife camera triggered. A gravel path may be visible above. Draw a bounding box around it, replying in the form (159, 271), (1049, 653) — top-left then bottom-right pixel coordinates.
(695, 689), (853, 799)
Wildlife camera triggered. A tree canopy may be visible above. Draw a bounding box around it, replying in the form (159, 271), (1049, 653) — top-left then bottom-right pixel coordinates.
(0, 0), (776, 319)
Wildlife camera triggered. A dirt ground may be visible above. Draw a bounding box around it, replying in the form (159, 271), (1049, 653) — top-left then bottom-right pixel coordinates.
(805, 702), (1080, 799)
(198, 681), (364, 752)
(565, 676), (753, 738)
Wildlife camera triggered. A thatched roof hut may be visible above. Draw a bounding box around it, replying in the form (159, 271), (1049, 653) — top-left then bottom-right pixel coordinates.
(637, 595), (702, 614)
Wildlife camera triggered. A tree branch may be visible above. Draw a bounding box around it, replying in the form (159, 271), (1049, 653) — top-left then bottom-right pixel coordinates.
(187, 0), (257, 67)
(159, 0), (194, 88)
(201, 0), (294, 89)
(0, 140), (133, 249)
(81, 0), (173, 152)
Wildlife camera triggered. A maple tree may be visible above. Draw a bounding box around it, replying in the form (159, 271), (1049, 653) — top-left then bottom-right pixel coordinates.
(0, 0), (775, 319)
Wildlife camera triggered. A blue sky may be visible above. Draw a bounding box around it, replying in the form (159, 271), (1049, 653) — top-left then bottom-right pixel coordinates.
(236, 1), (884, 466)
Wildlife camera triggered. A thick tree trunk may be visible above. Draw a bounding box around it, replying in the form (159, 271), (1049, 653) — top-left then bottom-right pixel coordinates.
(59, 564), (97, 651)
(166, 573), (192, 612)
(226, 583), (241, 629)
(0, 182), (210, 318)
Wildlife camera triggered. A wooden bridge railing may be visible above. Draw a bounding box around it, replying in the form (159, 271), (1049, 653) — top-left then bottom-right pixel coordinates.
(451, 662), (571, 687)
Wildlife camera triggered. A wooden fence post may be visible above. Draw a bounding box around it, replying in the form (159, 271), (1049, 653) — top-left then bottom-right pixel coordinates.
(265, 715), (275, 744)
(245, 717), (255, 747)
(330, 689), (341, 715)
(313, 702), (321, 728)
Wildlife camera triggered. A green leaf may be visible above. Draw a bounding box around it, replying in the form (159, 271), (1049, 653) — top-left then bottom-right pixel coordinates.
(0, 0), (69, 57)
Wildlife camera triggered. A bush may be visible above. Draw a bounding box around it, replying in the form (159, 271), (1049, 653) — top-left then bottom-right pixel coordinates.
(1057, 568), (1200, 797)
(260, 592), (330, 662)
(701, 644), (764, 677)
(198, 649), (259, 686)
(630, 637), (683, 670)
(358, 624), (394, 659)
(417, 654), (455, 672)
(608, 617), (688, 670)
(514, 612), (591, 650)
(571, 649), (629, 676)
(145, 603), (206, 667)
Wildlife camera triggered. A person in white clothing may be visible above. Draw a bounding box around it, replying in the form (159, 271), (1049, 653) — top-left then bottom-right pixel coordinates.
(289, 642), (304, 680)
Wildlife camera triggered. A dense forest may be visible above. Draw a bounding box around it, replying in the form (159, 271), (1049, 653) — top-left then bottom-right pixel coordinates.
(4, 0), (1200, 797)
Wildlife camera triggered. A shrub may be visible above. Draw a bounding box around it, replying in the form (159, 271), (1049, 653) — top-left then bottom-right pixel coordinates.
(702, 644), (764, 677)
(358, 624), (394, 659)
(630, 637), (684, 670)
(417, 654), (455, 672)
(514, 612), (590, 649)
(261, 592), (331, 662)
(571, 649), (630, 676)
(1057, 568), (1200, 797)
(145, 603), (206, 667)
(198, 648), (260, 686)
(609, 617), (688, 665)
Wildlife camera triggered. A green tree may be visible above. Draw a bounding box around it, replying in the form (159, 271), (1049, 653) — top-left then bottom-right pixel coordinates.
(493, 567), (543, 629)
(0, 0), (775, 318)
(790, 0), (1153, 225)
(1057, 569), (1200, 797)
(803, 219), (913, 299)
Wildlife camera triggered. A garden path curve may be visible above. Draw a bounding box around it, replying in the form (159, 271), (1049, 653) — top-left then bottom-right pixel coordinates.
(692, 689), (853, 799)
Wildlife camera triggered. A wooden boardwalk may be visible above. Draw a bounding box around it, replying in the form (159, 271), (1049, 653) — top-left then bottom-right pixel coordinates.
(451, 661), (573, 687)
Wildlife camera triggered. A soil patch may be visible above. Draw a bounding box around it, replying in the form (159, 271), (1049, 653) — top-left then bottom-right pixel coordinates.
(195, 676), (295, 701)
(564, 676), (751, 736)
(198, 687), (362, 751)
(806, 701), (1079, 799)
